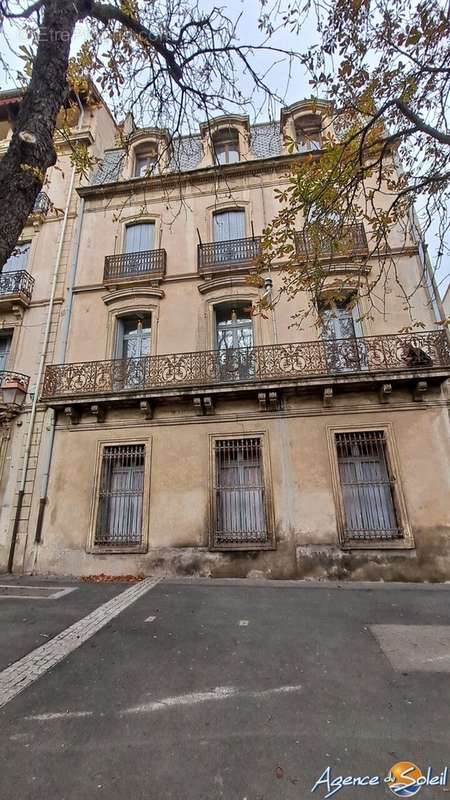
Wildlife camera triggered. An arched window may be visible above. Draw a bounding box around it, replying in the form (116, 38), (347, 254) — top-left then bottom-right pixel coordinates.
(294, 114), (322, 153)
(133, 143), (158, 177)
(212, 128), (240, 165)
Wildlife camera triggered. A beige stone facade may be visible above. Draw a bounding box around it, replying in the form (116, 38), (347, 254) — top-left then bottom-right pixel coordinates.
(1, 92), (450, 580)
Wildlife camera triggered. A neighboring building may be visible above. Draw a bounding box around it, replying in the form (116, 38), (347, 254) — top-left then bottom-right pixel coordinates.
(1, 96), (450, 580)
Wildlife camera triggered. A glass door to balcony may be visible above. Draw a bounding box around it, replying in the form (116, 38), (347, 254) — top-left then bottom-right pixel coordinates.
(124, 223), (155, 276)
(213, 210), (246, 263)
(319, 296), (367, 373)
(216, 304), (254, 381)
(115, 314), (151, 390)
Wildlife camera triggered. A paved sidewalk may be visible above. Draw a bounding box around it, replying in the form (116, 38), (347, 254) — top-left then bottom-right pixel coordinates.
(0, 577), (449, 800)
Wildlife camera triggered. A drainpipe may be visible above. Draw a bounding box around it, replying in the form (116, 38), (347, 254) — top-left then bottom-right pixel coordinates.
(7, 94), (84, 572)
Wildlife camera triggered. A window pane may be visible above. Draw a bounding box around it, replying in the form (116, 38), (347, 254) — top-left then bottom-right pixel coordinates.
(214, 438), (268, 547)
(0, 333), (12, 371)
(336, 431), (401, 541)
(125, 223), (155, 253)
(213, 210), (245, 242)
(134, 154), (156, 177)
(95, 444), (145, 547)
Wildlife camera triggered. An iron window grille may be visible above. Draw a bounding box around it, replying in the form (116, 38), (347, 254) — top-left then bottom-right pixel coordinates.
(213, 437), (270, 549)
(95, 444), (145, 547)
(335, 431), (402, 542)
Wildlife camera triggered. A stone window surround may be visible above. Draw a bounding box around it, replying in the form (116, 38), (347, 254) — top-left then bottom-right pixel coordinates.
(119, 212), (162, 254)
(326, 421), (414, 551)
(199, 115), (251, 168)
(204, 199), (252, 243)
(105, 298), (161, 361)
(126, 130), (171, 180)
(208, 429), (276, 551)
(87, 434), (152, 554)
(205, 290), (261, 351)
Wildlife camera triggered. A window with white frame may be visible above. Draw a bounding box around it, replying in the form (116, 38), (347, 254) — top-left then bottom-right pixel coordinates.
(212, 437), (270, 549)
(95, 444), (145, 547)
(335, 430), (402, 543)
(134, 145), (157, 177)
(3, 241), (31, 272)
(294, 114), (322, 153)
(212, 128), (240, 164)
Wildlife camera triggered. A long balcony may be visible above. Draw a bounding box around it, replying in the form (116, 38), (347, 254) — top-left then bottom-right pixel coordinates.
(103, 249), (167, 286)
(0, 270), (34, 309)
(42, 331), (450, 410)
(198, 236), (262, 274)
(295, 223), (368, 261)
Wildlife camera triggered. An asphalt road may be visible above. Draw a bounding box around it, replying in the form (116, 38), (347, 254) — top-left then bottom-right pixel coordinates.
(0, 576), (449, 800)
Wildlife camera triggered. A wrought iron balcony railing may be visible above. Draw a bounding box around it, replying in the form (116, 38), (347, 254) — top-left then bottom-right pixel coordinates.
(0, 370), (30, 394)
(295, 223), (368, 260)
(198, 236), (262, 272)
(32, 191), (51, 216)
(42, 331), (450, 401)
(103, 249), (167, 283)
(0, 270), (34, 302)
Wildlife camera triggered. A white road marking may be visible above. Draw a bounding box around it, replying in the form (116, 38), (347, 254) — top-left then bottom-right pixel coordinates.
(0, 577), (161, 710)
(25, 711), (94, 721)
(0, 585), (77, 600)
(239, 620), (249, 627)
(144, 615), (156, 623)
(122, 683), (302, 715)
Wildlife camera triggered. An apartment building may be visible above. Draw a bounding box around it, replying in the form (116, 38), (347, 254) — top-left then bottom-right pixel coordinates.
(2, 93), (450, 580)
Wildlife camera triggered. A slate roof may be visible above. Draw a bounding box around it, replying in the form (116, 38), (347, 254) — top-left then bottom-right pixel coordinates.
(91, 121), (283, 186)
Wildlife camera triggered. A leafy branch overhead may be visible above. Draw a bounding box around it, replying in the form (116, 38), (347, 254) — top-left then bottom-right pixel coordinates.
(258, 0), (450, 327)
(0, 0), (297, 270)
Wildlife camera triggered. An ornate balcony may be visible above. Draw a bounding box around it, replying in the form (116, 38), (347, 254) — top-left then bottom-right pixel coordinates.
(0, 270), (34, 309)
(198, 236), (262, 274)
(295, 223), (368, 261)
(42, 331), (450, 412)
(103, 249), (167, 286)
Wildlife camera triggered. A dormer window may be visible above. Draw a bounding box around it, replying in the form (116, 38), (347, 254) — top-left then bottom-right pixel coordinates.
(213, 128), (240, 165)
(295, 114), (322, 153)
(134, 144), (157, 177)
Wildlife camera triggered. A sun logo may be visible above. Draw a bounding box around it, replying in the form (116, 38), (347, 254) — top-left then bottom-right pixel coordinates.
(386, 762), (423, 797)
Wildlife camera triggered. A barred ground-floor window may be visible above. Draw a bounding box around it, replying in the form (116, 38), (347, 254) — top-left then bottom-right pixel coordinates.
(212, 436), (273, 550)
(94, 443), (145, 548)
(334, 430), (403, 544)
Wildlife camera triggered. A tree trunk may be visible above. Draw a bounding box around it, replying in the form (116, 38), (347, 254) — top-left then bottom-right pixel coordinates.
(0, 0), (83, 270)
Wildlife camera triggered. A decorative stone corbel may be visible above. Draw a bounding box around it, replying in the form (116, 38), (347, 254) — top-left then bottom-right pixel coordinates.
(413, 380), (428, 402)
(258, 391), (280, 412)
(323, 387), (333, 408)
(203, 396), (214, 415)
(64, 406), (80, 425)
(90, 404), (106, 423)
(139, 400), (153, 420)
(193, 396), (214, 415)
(379, 383), (392, 404)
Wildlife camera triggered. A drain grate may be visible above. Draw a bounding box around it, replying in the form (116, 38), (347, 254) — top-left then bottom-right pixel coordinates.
(0, 585), (77, 600)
